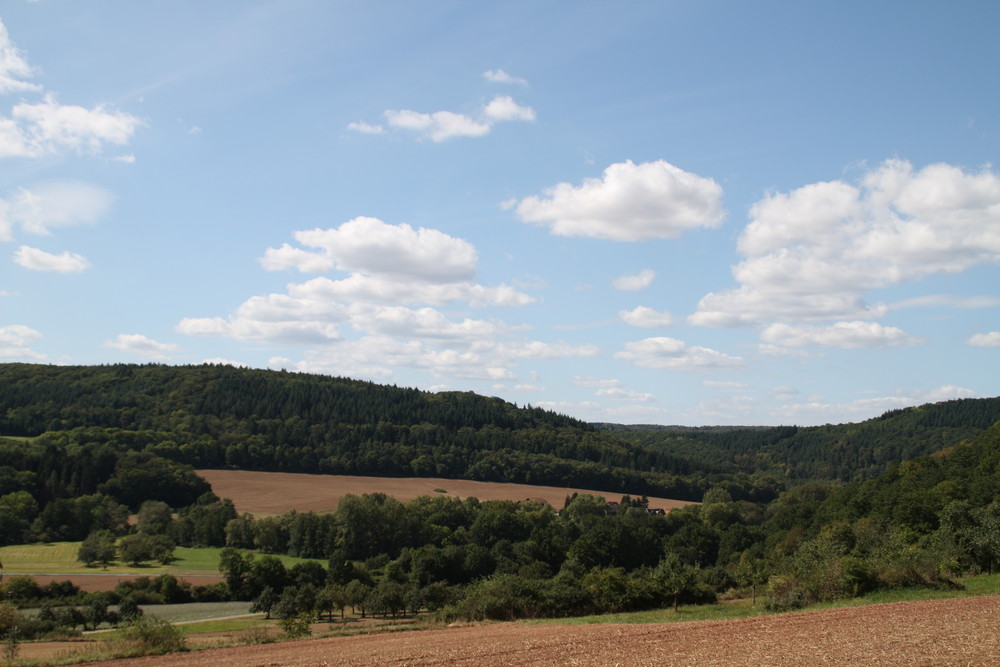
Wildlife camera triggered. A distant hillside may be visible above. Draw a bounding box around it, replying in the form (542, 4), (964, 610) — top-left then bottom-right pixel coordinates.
(0, 363), (724, 502)
(602, 398), (1000, 482)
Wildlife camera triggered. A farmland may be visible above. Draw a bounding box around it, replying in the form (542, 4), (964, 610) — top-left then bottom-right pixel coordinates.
(196, 469), (695, 515)
(64, 594), (1000, 666)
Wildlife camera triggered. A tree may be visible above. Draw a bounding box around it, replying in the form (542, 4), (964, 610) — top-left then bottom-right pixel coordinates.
(118, 533), (175, 566)
(78, 530), (117, 568)
(653, 552), (699, 612)
(136, 501), (173, 535)
(251, 586), (279, 619)
(218, 547), (253, 600)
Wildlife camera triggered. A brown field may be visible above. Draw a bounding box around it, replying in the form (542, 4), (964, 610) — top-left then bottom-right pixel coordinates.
(68, 594), (1000, 666)
(196, 469), (695, 515)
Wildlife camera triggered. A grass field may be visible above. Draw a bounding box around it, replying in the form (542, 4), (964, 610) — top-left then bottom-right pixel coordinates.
(0, 542), (324, 576)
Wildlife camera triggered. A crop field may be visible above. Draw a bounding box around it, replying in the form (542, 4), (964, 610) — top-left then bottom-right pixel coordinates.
(56, 594), (1000, 666)
(196, 469), (694, 515)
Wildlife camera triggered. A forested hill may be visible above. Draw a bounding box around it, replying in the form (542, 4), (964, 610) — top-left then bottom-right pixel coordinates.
(0, 363), (734, 502)
(602, 397), (1000, 483)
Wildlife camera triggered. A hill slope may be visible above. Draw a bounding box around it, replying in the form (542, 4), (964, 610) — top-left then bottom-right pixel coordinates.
(0, 363), (712, 500)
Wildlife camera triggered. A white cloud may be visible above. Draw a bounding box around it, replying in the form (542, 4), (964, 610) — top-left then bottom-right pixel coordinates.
(0, 20), (41, 94)
(596, 387), (655, 402)
(760, 321), (922, 349)
(483, 340), (599, 360)
(1, 95), (142, 158)
(0, 324), (45, 360)
(889, 294), (1000, 310)
(968, 331), (1000, 347)
(693, 160), (1000, 327)
(1, 182), (114, 236)
(348, 304), (505, 341)
(259, 243), (335, 273)
(378, 94), (534, 142)
(573, 376), (621, 389)
(347, 121), (385, 135)
(385, 109), (490, 141)
(515, 160), (725, 241)
(775, 385), (977, 423)
(103, 333), (178, 360)
(177, 316), (342, 345)
(13, 246), (89, 272)
(483, 69), (527, 85)
(704, 380), (748, 389)
(613, 269), (656, 291)
(266, 217), (478, 283)
(620, 305), (672, 328)
(482, 95), (535, 122)
(290, 274), (534, 308)
(614, 336), (743, 370)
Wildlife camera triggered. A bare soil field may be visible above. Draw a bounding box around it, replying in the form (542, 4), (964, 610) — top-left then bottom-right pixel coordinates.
(69, 594), (1000, 666)
(196, 469), (694, 515)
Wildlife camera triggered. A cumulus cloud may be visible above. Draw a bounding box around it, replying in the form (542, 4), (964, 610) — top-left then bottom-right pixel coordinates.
(619, 305), (672, 328)
(760, 321), (922, 349)
(13, 246), (89, 272)
(614, 336), (743, 370)
(180, 216), (547, 383)
(482, 95), (535, 122)
(515, 160), (725, 241)
(1, 182), (114, 236)
(0, 324), (45, 360)
(692, 160), (1000, 328)
(103, 334), (178, 360)
(262, 217), (477, 283)
(355, 93), (535, 142)
(613, 269), (656, 291)
(483, 69), (528, 85)
(968, 331), (1000, 347)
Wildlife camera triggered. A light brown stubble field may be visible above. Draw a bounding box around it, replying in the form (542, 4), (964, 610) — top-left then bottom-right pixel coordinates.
(73, 594), (1000, 666)
(195, 469), (695, 515)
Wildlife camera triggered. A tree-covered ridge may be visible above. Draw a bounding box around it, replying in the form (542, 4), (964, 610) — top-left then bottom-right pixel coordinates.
(0, 363), (735, 502)
(604, 397), (1000, 482)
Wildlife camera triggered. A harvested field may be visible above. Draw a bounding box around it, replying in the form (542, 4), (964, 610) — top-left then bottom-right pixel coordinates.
(196, 469), (694, 515)
(73, 594), (1000, 666)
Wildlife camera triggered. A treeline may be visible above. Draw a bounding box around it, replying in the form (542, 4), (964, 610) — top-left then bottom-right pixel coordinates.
(0, 432), (212, 545)
(609, 397), (1000, 482)
(0, 363), (765, 502)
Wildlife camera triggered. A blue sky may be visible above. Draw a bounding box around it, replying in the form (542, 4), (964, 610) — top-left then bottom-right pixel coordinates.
(2, 1), (998, 426)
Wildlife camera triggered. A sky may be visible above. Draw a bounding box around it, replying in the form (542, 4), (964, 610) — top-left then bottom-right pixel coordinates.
(1, 1), (999, 427)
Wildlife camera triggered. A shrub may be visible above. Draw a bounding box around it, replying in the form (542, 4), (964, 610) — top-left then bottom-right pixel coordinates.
(278, 612), (313, 639)
(118, 616), (187, 656)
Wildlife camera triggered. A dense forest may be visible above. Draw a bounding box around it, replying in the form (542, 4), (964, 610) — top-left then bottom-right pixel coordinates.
(0, 363), (779, 504)
(602, 396), (1000, 481)
(1, 362), (999, 626)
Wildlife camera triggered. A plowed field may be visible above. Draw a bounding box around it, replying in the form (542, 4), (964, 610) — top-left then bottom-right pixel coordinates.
(75, 594), (1000, 666)
(196, 469), (693, 515)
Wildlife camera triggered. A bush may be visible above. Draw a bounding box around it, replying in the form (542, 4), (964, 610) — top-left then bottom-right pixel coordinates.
(763, 575), (807, 612)
(278, 612), (313, 639)
(118, 616), (187, 655)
